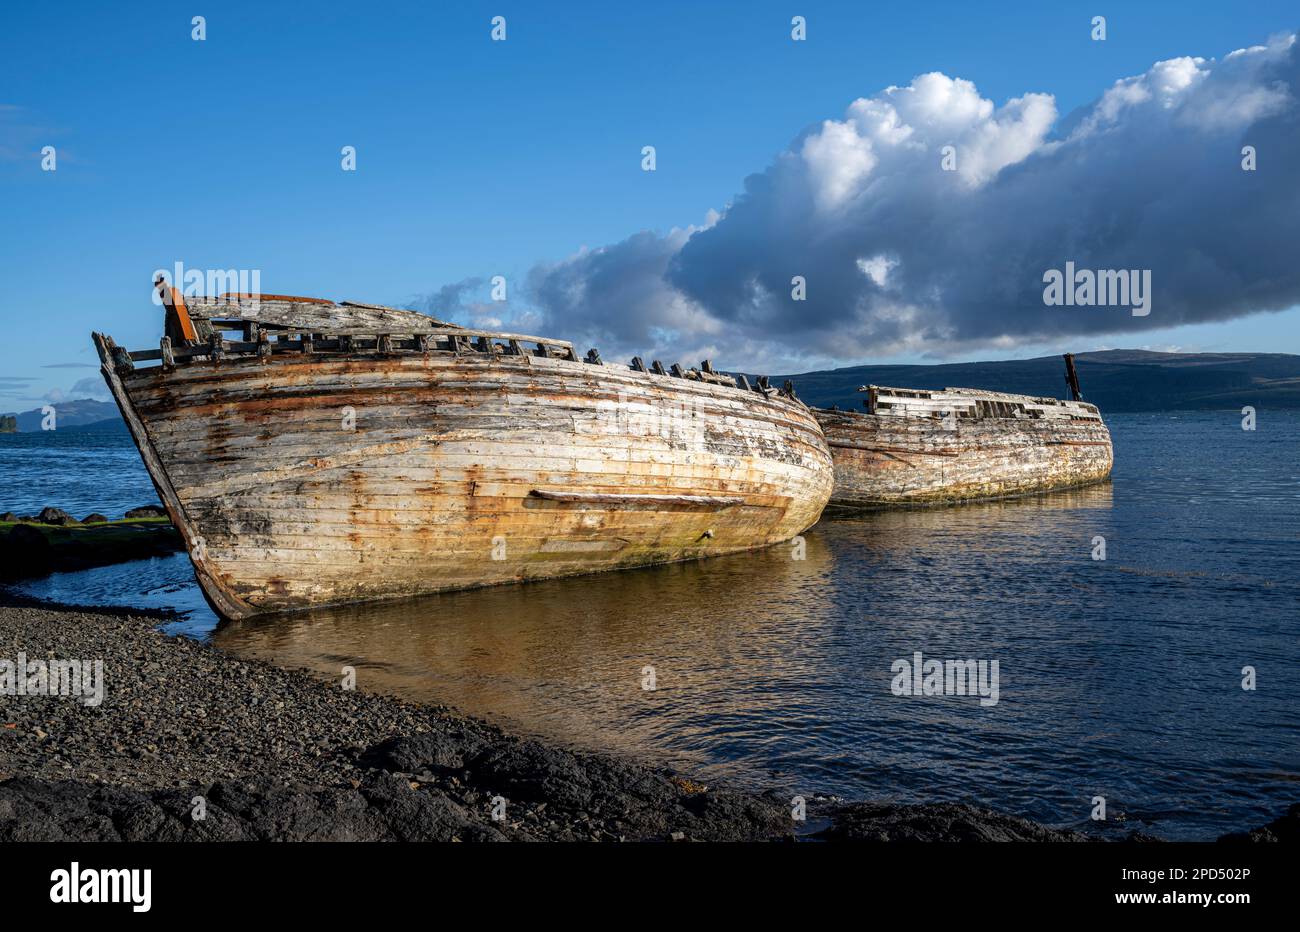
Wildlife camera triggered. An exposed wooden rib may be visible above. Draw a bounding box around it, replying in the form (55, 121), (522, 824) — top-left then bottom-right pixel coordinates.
(126, 331), (578, 363)
(859, 383), (1103, 421)
(529, 490), (747, 507)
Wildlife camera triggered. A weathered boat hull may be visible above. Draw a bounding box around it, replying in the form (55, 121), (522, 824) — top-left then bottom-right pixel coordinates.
(97, 343), (832, 619)
(815, 407), (1113, 508)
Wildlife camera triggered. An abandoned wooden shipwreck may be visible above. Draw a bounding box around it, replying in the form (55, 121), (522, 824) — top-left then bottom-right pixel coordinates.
(814, 356), (1113, 508)
(93, 285), (833, 620)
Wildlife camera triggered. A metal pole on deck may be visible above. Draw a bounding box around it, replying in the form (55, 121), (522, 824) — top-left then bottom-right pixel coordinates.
(1063, 353), (1083, 401)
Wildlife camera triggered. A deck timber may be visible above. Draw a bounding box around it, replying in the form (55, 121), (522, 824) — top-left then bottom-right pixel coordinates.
(94, 335), (832, 619)
(815, 395), (1113, 508)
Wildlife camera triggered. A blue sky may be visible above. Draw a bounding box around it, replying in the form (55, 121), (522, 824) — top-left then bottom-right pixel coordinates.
(3, 0), (1299, 407)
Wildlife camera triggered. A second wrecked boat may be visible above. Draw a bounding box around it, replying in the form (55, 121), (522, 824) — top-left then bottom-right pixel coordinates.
(94, 286), (833, 620)
(814, 355), (1113, 508)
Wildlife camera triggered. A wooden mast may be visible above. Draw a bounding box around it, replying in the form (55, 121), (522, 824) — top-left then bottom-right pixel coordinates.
(1063, 353), (1083, 401)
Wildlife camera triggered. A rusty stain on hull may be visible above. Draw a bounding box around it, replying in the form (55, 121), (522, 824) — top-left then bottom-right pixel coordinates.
(93, 327), (833, 620)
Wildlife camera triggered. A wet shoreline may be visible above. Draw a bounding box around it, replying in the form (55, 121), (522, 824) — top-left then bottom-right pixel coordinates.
(3, 590), (1294, 842)
(0, 590), (1132, 842)
(0, 508), (181, 582)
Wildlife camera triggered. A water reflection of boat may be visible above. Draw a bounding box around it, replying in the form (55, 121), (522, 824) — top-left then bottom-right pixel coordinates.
(212, 536), (839, 760)
(217, 483), (1113, 660)
(210, 481), (1115, 785)
(823, 479), (1115, 529)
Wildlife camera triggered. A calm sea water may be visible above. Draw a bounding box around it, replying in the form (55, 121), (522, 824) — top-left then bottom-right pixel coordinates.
(0, 430), (160, 519)
(4, 413), (1298, 839)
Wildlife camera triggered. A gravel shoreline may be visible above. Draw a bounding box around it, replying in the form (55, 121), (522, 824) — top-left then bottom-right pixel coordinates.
(0, 593), (1290, 842)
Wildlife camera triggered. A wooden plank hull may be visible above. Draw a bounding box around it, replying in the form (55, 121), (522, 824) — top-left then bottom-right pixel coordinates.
(99, 347), (833, 619)
(815, 407), (1113, 508)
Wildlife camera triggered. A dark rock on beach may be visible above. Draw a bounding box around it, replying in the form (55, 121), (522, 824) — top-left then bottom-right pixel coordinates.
(0, 774), (509, 842)
(0, 514), (182, 581)
(361, 729), (490, 774)
(1218, 803), (1300, 843)
(0, 600), (789, 842)
(0, 525), (52, 579)
(124, 504), (167, 519)
(814, 801), (1089, 842)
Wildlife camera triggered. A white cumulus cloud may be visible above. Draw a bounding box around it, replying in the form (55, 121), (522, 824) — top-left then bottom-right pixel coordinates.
(431, 33), (1300, 372)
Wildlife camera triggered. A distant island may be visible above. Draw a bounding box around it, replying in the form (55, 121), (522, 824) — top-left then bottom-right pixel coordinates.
(0, 398), (123, 433)
(0, 415), (15, 434)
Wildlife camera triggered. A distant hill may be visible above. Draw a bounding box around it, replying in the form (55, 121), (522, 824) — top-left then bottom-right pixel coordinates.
(5, 353), (1298, 427)
(2, 399), (121, 432)
(768, 350), (1300, 412)
(60, 417), (128, 434)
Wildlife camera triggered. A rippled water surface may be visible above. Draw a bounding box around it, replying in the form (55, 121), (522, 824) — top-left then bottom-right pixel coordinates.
(0, 430), (158, 518)
(7, 414), (1299, 838)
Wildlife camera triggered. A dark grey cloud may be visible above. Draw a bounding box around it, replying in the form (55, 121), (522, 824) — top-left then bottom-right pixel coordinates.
(408, 277), (485, 320)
